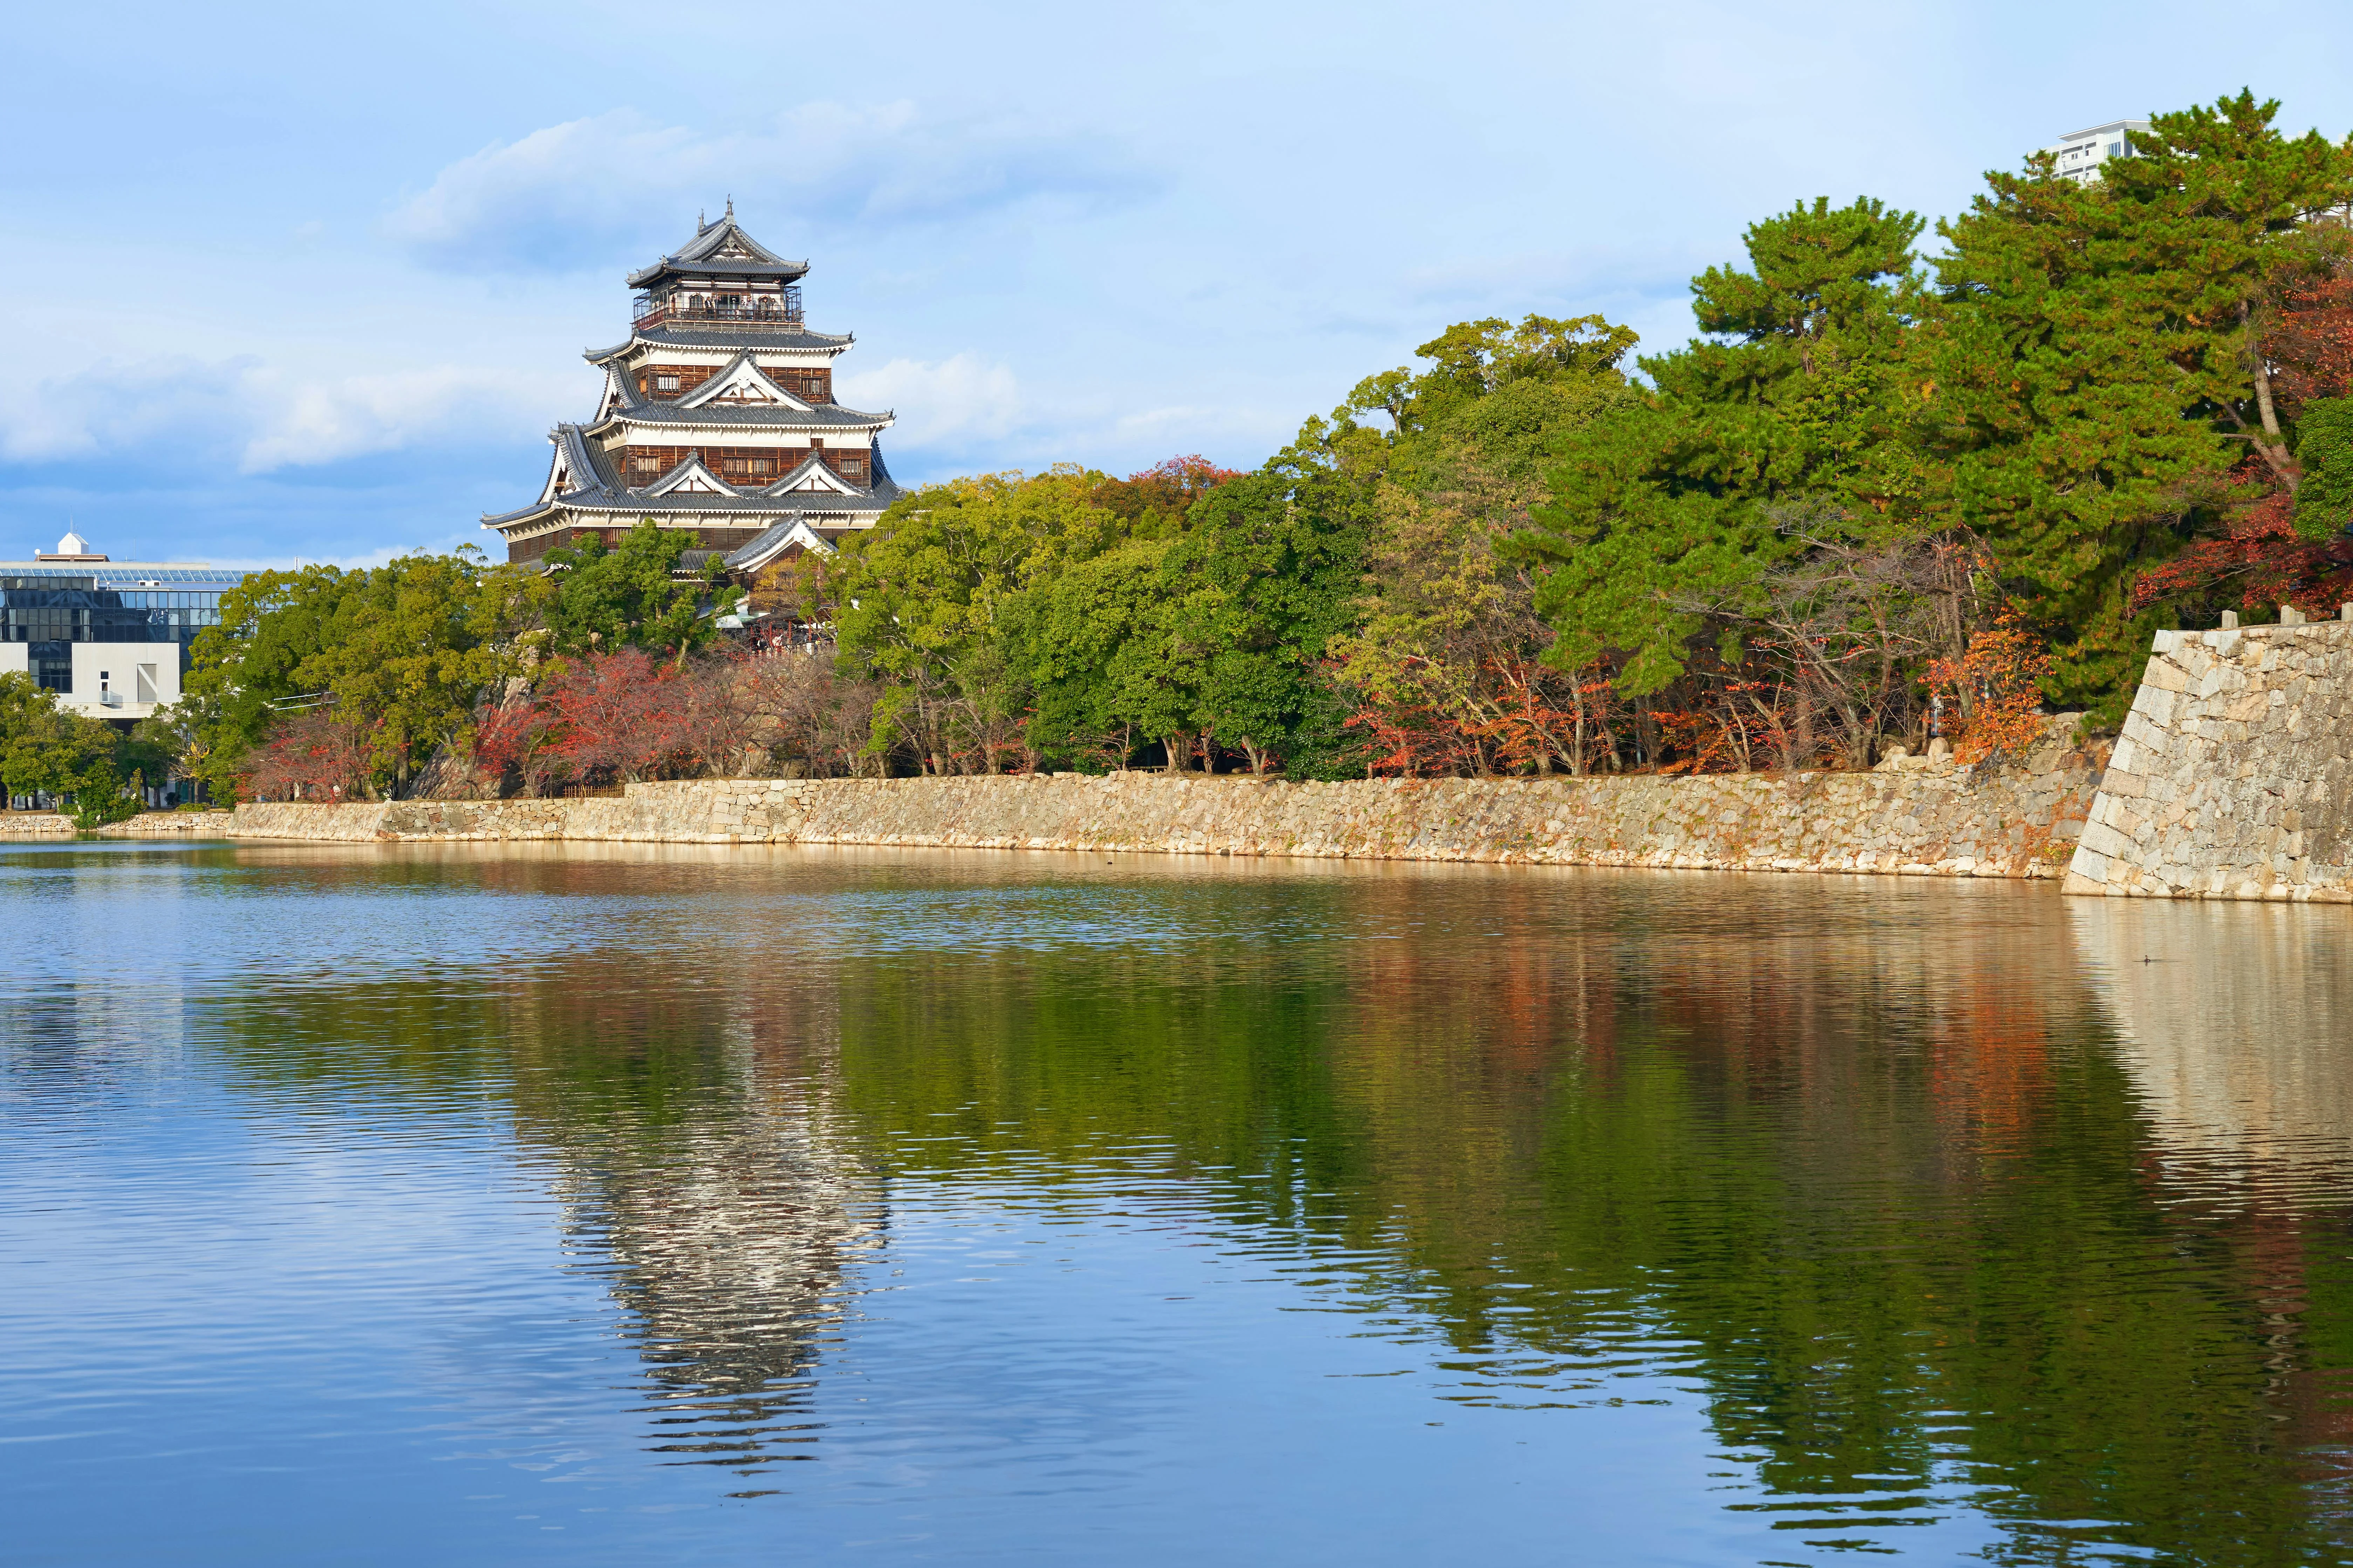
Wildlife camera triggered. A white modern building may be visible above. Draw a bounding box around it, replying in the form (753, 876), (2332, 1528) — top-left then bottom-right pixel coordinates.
(0, 531), (246, 723)
(2043, 119), (2151, 184)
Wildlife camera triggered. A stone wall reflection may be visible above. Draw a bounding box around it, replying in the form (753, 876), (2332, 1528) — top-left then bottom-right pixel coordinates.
(2070, 898), (2353, 1191)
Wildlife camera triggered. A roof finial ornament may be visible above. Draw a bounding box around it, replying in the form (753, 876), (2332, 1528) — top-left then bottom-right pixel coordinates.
(725, 195), (733, 219)
(697, 208), (707, 233)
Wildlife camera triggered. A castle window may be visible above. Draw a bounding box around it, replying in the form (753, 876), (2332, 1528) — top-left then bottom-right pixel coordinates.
(655, 374), (680, 392)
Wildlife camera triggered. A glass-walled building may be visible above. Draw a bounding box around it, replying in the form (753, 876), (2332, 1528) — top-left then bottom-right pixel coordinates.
(0, 532), (247, 722)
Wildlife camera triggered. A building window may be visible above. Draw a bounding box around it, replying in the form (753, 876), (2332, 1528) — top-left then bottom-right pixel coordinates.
(655, 374), (680, 392)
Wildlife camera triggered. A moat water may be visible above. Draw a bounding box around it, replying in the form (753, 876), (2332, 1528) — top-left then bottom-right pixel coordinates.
(6, 840), (2353, 1566)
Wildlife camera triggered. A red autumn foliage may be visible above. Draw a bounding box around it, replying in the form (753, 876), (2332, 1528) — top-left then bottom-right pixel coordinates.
(2138, 263), (2353, 617)
(2265, 269), (2353, 412)
(1923, 610), (2056, 765)
(470, 650), (809, 790)
(471, 688), (556, 785)
(540, 650), (691, 783)
(2133, 460), (2353, 616)
(1092, 455), (1242, 523)
(243, 709), (375, 800)
(1653, 676), (1807, 775)
(1343, 656), (1623, 776)
(1345, 685), (1482, 777)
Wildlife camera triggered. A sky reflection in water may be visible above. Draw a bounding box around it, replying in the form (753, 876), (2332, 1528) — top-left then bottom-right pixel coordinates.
(4, 840), (2352, 1566)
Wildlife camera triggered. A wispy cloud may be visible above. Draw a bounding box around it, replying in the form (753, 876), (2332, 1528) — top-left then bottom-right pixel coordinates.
(1106, 403), (1289, 453)
(0, 357), (259, 465)
(0, 358), (563, 476)
(386, 103), (1159, 274)
(234, 366), (558, 473)
(208, 536), (484, 573)
(837, 353), (1023, 453)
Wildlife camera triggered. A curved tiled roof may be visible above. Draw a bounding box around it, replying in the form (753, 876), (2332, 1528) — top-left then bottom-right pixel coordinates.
(602, 402), (891, 432)
(625, 208), (810, 289)
(482, 424), (904, 530)
(596, 354), (892, 432)
(724, 518), (839, 570)
(584, 324), (855, 363)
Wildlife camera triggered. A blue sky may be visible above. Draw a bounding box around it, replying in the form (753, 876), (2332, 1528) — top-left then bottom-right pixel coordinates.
(5, 0), (2350, 568)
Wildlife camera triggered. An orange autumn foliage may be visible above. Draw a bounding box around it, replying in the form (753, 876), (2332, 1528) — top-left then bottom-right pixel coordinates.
(1923, 612), (2054, 765)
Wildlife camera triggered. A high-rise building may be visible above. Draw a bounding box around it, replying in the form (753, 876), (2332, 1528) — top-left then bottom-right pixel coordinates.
(2043, 119), (2150, 184)
(0, 531), (245, 722)
(482, 204), (903, 577)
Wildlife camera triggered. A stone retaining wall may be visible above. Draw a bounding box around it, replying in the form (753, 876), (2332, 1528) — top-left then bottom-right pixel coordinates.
(224, 721), (2106, 877)
(0, 811), (239, 839)
(2065, 619), (2353, 901)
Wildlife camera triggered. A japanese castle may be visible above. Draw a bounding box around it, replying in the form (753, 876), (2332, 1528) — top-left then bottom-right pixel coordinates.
(483, 204), (902, 573)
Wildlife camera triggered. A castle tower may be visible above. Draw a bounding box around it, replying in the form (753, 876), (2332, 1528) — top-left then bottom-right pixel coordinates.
(483, 204), (902, 571)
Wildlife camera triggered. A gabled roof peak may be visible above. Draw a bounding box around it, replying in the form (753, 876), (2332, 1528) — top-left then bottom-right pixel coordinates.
(628, 206), (809, 288)
(673, 202), (785, 266)
(673, 350), (814, 413)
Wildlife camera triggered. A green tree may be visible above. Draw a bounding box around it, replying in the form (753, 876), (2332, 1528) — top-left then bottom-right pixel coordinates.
(1166, 469), (1369, 775)
(1316, 314), (1639, 775)
(185, 563), (349, 793)
(1346, 313), (1639, 469)
(828, 468), (1135, 772)
(187, 548), (547, 799)
(2293, 396), (2353, 539)
(0, 672), (134, 822)
(1921, 90), (2353, 709)
(1521, 198), (1927, 693)
(1027, 537), (1201, 770)
(543, 521), (728, 657)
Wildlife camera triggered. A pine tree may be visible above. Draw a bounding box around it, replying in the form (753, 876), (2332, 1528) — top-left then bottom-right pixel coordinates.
(1921, 90), (2353, 709)
(1521, 198), (1927, 692)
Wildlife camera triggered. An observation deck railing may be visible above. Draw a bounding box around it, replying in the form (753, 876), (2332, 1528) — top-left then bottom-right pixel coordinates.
(632, 299), (806, 332)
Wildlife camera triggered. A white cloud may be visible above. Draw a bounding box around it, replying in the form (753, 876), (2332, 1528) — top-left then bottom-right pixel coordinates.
(0, 357), (258, 465)
(234, 366), (557, 473)
(1105, 403), (1289, 456)
(0, 357), (563, 475)
(386, 104), (1157, 274)
(209, 536), (483, 573)
(837, 353), (1023, 451)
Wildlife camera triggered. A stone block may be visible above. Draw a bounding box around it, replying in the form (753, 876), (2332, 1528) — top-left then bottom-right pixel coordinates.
(2078, 818), (2135, 859)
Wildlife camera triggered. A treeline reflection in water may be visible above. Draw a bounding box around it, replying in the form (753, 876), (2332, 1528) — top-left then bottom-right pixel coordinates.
(10, 841), (2353, 1563)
